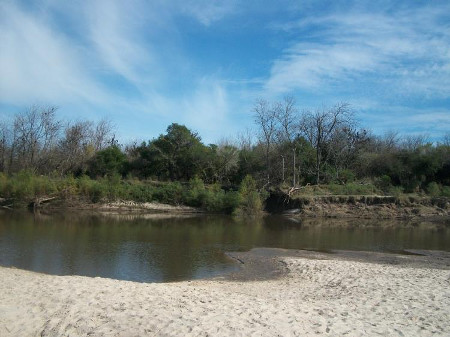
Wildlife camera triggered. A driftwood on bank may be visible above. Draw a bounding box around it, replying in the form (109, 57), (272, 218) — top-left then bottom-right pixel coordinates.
(28, 196), (57, 210)
(288, 184), (311, 197)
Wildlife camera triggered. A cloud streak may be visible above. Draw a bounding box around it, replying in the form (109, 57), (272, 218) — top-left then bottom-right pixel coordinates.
(1, 0), (448, 143)
(266, 4), (450, 99)
(0, 2), (108, 105)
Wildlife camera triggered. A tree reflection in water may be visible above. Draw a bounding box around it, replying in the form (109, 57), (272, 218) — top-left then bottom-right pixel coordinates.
(0, 210), (448, 282)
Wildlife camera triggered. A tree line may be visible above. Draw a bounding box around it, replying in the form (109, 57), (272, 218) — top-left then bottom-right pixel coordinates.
(1, 101), (449, 200)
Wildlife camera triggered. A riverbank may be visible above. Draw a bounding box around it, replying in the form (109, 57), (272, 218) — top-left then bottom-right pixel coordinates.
(1, 249), (449, 336)
(267, 192), (450, 220)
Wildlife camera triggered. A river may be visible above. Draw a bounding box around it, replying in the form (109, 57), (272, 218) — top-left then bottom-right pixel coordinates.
(0, 210), (448, 282)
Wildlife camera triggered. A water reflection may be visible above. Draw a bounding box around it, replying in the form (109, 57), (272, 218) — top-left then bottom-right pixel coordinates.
(0, 210), (449, 282)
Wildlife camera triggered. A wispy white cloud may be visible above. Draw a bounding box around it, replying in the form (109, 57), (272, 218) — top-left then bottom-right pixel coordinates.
(266, 4), (450, 99)
(181, 78), (229, 137)
(2, 0), (447, 143)
(83, 0), (179, 91)
(0, 0), (243, 142)
(0, 1), (108, 105)
(177, 0), (239, 26)
(359, 105), (450, 139)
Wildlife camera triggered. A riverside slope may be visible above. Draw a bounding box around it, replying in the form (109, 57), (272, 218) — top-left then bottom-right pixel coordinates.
(1, 249), (450, 336)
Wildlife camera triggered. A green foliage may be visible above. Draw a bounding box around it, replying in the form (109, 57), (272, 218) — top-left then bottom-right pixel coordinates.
(130, 123), (210, 181)
(185, 176), (207, 207)
(327, 183), (377, 195)
(441, 186), (450, 197)
(427, 182), (441, 197)
(235, 175), (263, 215)
(375, 175), (392, 194)
(58, 175), (78, 199)
(387, 185), (403, 197)
(0, 173), (7, 194)
(0, 170), (57, 200)
(77, 175), (106, 202)
(151, 181), (184, 204)
(181, 177), (240, 213)
(1, 117), (449, 212)
(88, 145), (127, 178)
(341, 170), (356, 183)
(124, 181), (154, 202)
(104, 173), (124, 200)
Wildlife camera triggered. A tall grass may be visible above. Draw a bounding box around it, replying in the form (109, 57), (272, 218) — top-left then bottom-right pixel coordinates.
(0, 171), (242, 213)
(0, 171), (447, 212)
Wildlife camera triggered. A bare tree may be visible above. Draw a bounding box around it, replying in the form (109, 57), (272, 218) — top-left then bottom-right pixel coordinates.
(274, 96), (297, 143)
(299, 103), (353, 184)
(92, 118), (115, 151)
(58, 121), (94, 174)
(328, 127), (369, 182)
(236, 127), (255, 151)
(214, 139), (239, 184)
(7, 105), (61, 173)
(442, 133), (450, 147)
(274, 96), (298, 185)
(380, 130), (400, 152)
(254, 99), (278, 184)
(401, 134), (429, 151)
(0, 122), (10, 172)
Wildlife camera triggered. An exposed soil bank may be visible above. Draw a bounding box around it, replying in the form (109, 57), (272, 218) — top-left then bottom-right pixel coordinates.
(3, 192), (450, 221)
(266, 191), (450, 220)
(1, 197), (202, 214)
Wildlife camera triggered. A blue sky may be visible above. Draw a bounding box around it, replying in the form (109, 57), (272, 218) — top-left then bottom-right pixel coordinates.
(1, 0), (449, 144)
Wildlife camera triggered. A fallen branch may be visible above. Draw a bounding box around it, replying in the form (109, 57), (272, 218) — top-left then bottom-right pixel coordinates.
(29, 196), (57, 209)
(288, 183), (311, 197)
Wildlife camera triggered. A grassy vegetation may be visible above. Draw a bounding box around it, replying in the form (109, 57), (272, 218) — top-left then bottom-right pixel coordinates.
(281, 180), (450, 199)
(0, 171), (252, 214)
(0, 171), (447, 213)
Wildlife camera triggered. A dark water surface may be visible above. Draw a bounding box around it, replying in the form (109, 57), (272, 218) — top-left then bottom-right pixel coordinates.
(0, 210), (449, 282)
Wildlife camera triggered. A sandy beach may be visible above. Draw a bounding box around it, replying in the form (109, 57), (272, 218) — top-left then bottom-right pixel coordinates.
(1, 249), (449, 336)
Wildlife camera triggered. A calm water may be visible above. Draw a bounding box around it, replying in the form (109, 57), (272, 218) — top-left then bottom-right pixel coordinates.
(0, 210), (449, 282)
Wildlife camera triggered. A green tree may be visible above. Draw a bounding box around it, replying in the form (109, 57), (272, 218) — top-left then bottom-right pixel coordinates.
(88, 145), (127, 178)
(236, 175), (264, 215)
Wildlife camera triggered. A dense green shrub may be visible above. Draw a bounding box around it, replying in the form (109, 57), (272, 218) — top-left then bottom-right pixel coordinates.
(88, 145), (127, 178)
(327, 183), (377, 195)
(0, 170), (57, 200)
(427, 182), (441, 197)
(234, 175), (263, 216)
(124, 183), (154, 202)
(441, 186), (450, 197)
(338, 169), (356, 184)
(151, 181), (184, 204)
(375, 175), (393, 194)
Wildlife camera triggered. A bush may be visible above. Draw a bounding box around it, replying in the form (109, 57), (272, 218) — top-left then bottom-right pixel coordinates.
(57, 175), (78, 199)
(375, 175), (392, 194)
(0, 172), (7, 196)
(427, 182), (441, 197)
(185, 176), (207, 207)
(104, 173), (125, 200)
(440, 186), (450, 198)
(77, 175), (106, 202)
(0, 170), (57, 200)
(235, 175), (263, 216)
(152, 182), (184, 205)
(125, 183), (154, 202)
(387, 185), (403, 197)
(338, 169), (356, 184)
(327, 183), (377, 195)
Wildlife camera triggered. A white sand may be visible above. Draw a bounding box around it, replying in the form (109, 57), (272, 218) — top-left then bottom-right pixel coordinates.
(1, 256), (449, 336)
